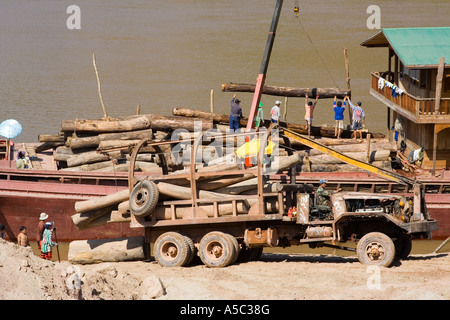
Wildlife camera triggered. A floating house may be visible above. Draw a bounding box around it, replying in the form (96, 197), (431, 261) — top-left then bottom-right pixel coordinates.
(361, 27), (450, 172)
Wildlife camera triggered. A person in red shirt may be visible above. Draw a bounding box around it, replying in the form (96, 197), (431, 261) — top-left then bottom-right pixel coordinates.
(37, 212), (48, 250)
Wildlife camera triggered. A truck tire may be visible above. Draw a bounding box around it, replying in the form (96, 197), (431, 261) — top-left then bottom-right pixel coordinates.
(395, 236), (412, 260)
(238, 246), (263, 262)
(129, 180), (159, 217)
(225, 234), (240, 265)
(154, 232), (192, 267)
(183, 235), (196, 266)
(357, 232), (396, 267)
(199, 232), (237, 268)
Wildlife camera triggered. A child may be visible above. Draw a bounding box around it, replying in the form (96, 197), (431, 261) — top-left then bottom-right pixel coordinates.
(17, 226), (29, 247)
(304, 94), (319, 138)
(333, 96), (347, 139)
(40, 222), (57, 260)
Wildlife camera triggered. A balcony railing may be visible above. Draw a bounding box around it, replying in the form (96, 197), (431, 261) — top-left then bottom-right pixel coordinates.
(371, 73), (450, 120)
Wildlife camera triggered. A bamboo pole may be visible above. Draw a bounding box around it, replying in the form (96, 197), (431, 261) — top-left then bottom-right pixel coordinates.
(93, 53), (108, 118)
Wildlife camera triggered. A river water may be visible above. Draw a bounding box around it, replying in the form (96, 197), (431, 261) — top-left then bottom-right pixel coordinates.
(0, 0), (449, 143)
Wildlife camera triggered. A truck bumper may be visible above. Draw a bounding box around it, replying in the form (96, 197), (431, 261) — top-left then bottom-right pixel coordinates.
(403, 220), (438, 234)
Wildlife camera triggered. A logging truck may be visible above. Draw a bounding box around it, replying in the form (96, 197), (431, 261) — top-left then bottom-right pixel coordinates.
(127, 126), (438, 268)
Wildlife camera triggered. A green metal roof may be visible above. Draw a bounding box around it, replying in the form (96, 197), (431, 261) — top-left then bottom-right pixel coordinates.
(361, 27), (450, 68)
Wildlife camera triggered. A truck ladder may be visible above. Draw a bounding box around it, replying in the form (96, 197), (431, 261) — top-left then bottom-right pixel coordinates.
(280, 128), (415, 186)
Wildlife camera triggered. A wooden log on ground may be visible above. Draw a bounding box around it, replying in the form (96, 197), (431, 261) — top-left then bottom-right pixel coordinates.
(61, 115), (151, 133)
(222, 83), (350, 99)
(298, 161), (391, 173)
(74, 188), (129, 213)
(68, 237), (146, 264)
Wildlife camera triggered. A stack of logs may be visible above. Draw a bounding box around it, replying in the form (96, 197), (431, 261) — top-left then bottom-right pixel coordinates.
(35, 108), (394, 231)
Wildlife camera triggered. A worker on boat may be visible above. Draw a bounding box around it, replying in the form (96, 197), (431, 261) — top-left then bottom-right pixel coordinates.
(348, 98), (365, 140)
(304, 94), (319, 138)
(230, 94), (243, 132)
(271, 101), (281, 124)
(16, 151), (29, 169)
(255, 102), (264, 129)
(333, 96), (347, 140)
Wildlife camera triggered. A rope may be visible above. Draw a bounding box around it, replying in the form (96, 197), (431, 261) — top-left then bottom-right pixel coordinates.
(294, 13), (340, 88)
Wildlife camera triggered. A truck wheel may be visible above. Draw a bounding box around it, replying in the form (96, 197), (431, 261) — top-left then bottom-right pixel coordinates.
(357, 232), (396, 267)
(225, 234), (240, 265)
(183, 235), (196, 266)
(395, 236), (412, 260)
(199, 232), (237, 268)
(129, 180), (159, 217)
(238, 246), (263, 262)
(154, 232), (192, 267)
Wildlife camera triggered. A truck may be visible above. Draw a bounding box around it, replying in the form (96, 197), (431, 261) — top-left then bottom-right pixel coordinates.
(127, 126), (438, 268)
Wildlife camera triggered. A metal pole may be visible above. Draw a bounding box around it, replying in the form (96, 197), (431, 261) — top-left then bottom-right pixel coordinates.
(246, 0), (284, 132)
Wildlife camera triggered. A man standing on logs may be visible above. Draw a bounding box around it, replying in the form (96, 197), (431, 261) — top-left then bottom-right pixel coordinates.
(304, 94), (319, 138)
(348, 98), (366, 140)
(333, 96), (347, 140)
(230, 94), (243, 132)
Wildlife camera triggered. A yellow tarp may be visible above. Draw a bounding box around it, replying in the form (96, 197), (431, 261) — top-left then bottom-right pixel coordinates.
(235, 139), (277, 158)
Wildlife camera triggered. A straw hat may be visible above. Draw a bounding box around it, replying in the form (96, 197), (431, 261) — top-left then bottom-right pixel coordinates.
(39, 212), (49, 221)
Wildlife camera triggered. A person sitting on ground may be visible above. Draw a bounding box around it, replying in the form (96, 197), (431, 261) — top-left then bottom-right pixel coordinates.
(17, 226), (29, 247)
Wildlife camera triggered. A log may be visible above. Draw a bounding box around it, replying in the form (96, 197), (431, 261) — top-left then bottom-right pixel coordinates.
(71, 205), (118, 229)
(61, 115), (151, 133)
(74, 188), (129, 213)
(146, 114), (213, 132)
(66, 151), (110, 167)
(68, 237), (146, 264)
(222, 83), (350, 99)
(298, 161), (391, 173)
(68, 129), (153, 150)
(306, 150), (391, 164)
(38, 134), (65, 143)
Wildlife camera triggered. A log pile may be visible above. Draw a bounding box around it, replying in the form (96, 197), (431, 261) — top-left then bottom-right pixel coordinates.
(34, 108), (395, 231)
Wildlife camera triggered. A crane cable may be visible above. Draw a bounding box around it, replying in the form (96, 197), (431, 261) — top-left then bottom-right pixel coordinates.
(293, 3), (340, 89)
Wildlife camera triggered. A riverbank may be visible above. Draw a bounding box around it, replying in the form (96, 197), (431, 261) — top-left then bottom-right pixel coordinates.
(1, 238), (449, 300)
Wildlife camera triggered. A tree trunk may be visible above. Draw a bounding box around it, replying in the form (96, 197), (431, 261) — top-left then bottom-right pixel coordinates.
(68, 237), (146, 264)
(74, 188), (129, 213)
(68, 129), (153, 150)
(222, 83), (350, 99)
(61, 115), (151, 133)
(66, 151), (110, 167)
(146, 114), (213, 132)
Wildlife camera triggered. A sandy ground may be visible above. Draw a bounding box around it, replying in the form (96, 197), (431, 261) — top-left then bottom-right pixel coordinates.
(1, 239), (449, 301)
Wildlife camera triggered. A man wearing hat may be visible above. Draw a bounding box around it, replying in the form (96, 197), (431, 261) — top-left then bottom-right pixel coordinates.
(271, 100), (281, 124)
(316, 179), (330, 206)
(316, 179), (342, 207)
(37, 212), (48, 250)
(230, 94), (243, 132)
